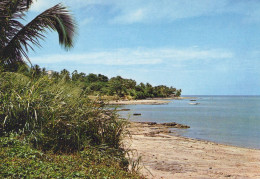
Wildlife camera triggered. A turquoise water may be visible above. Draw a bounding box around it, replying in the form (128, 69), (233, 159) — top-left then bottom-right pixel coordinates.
(119, 96), (260, 149)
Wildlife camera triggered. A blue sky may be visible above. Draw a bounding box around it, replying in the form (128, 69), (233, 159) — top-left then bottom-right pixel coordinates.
(26, 0), (260, 95)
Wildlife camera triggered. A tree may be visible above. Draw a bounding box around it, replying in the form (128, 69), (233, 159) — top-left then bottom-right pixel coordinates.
(86, 73), (99, 83)
(97, 74), (108, 82)
(124, 79), (136, 89)
(0, 0), (76, 70)
(60, 69), (70, 81)
(175, 89), (182, 97)
(30, 64), (42, 79)
(108, 76), (126, 97)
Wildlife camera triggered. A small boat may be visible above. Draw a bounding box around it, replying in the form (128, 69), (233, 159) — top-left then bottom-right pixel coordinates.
(190, 99), (196, 101)
(189, 103), (199, 105)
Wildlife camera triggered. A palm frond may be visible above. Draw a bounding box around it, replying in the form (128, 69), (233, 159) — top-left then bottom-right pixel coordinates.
(0, 0), (33, 49)
(0, 0), (33, 18)
(0, 3), (76, 65)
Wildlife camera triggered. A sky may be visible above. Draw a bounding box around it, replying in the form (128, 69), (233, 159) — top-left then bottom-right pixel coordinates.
(24, 0), (260, 95)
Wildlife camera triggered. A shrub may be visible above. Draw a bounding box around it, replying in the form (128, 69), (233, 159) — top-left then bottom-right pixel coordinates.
(0, 72), (128, 153)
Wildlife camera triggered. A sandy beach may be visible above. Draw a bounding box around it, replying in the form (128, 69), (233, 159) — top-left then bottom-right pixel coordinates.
(126, 122), (260, 179)
(109, 99), (170, 105)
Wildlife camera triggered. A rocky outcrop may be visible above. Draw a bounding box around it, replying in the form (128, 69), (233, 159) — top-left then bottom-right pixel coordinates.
(116, 108), (130, 111)
(137, 122), (190, 129)
(161, 122), (190, 129)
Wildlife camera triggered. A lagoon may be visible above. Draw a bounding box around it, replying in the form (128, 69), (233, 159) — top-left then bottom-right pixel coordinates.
(119, 96), (260, 149)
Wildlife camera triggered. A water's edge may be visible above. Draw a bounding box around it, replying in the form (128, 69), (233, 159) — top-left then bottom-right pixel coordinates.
(119, 96), (260, 149)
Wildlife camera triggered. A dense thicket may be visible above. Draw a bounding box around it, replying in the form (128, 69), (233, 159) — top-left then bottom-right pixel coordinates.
(0, 69), (141, 177)
(0, 70), (128, 152)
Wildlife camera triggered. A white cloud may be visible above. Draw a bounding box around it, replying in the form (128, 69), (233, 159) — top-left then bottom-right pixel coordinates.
(30, 0), (58, 12)
(110, 0), (230, 24)
(80, 17), (94, 25)
(113, 8), (146, 24)
(31, 49), (162, 65)
(30, 0), (108, 12)
(29, 0), (260, 24)
(31, 47), (233, 66)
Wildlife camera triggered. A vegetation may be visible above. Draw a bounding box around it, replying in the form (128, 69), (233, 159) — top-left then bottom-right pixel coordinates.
(71, 70), (181, 99)
(0, 65), (180, 177)
(0, 0), (76, 71)
(0, 1), (181, 178)
(0, 134), (140, 178)
(0, 71), (127, 151)
(14, 66), (181, 100)
(0, 69), (142, 178)
(0, 1), (141, 178)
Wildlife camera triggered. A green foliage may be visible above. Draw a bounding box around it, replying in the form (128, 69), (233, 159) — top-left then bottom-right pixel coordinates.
(86, 73), (99, 83)
(0, 135), (141, 178)
(69, 68), (182, 99)
(0, 72), (128, 153)
(0, 65), (178, 177)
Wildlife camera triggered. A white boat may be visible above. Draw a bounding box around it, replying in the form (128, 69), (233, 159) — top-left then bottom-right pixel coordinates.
(189, 103), (199, 105)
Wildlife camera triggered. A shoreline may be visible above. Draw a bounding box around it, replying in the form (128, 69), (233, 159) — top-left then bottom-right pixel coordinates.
(126, 122), (260, 178)
(108, 99), (170, 105)
(174, 135), (260, 151)
(108, 97), (197, 105)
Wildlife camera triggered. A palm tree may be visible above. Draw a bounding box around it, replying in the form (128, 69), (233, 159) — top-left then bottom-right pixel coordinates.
(0, 0), (76, 70)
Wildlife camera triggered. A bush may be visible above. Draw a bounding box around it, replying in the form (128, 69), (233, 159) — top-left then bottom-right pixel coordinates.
(0, 72), (128, 153)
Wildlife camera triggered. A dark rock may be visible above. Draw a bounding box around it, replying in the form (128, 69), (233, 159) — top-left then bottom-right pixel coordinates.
(161, 122), (190, 129)
(176, 124), (190, 128)
(138, 122), (157, 125)
(225, 175), (232, 177)
(136, 121), (190, 128)
(116, 108), (130, 111)
(161, 122), (178, 126)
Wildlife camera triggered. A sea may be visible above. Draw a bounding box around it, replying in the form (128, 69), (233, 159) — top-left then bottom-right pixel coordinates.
(118, 96), (260, 149)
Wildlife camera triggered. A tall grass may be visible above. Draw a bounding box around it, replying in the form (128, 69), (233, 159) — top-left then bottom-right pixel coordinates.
(0, 72), (128, 153)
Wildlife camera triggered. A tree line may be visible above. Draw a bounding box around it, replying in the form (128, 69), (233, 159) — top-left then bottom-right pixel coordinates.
(20, 65), (182, 99)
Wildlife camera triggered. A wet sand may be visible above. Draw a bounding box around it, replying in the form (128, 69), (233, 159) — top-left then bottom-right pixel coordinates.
(126, 122), (260, 179)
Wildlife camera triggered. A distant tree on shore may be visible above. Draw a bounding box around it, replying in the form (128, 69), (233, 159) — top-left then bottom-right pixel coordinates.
(51, 68), (182, 98)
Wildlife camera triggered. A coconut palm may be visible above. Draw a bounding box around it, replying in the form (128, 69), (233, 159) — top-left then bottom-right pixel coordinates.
(0, 0), (76, 70)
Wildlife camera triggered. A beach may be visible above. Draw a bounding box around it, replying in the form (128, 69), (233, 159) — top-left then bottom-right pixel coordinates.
(109, 99), (170, 105)
(126, 122), (260, 179)
(108, 97), (196, 105)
